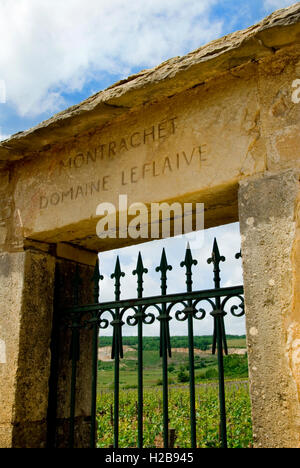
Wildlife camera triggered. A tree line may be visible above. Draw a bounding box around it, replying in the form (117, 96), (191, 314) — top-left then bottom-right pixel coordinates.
(99, 335), (246, 351)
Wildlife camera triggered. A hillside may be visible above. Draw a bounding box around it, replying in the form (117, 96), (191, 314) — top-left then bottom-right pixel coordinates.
(98, 335), (246, 351)
(97, 335), (248, 390)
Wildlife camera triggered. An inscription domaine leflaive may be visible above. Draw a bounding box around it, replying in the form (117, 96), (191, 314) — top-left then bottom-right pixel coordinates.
(40, 146), (208, 210)
(37, 117), (208, 211)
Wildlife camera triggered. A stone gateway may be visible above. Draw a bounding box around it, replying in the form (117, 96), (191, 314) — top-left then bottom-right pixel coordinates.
(1, 4), (300, 448)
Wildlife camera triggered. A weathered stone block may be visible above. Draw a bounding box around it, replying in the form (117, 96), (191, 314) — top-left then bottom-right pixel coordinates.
(0, 170), (9, 191)
(239, 169), (300, 448)
(0, 250), (55, 448)
(0, 224), (7, 245)
(0, 424), (13, 448)
(0, 252), (25, 428)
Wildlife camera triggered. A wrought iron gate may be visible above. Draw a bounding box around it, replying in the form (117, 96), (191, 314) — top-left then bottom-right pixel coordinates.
(59, 239), (244, 449)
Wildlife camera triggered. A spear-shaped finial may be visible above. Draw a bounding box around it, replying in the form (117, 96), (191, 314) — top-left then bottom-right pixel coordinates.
(208, 238), (225, 265)
(207, 238), (225, 289)
(111, 257), (125, 360)
(133, 252), (148, 298)
(111, 256), (125, 301)
(132, 252), (148, 297)
(180, 243), (197, 293)
(235, 250), (242, 260)
(156, 248), (172, 358)
(156, 248), (172, 296)
(157, 248), (172, 273)
(92, 259), (104, 303)
(181, 242), (198, 268)
(208, 239), (227, 356)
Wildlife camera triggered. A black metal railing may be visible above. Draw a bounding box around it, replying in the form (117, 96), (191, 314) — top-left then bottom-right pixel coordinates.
(62, 239), (244, 449)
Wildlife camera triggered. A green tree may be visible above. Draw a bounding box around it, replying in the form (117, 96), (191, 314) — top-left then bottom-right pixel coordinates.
(177, 367), (189, 383)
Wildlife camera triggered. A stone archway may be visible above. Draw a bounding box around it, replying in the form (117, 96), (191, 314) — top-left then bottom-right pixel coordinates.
(1, 5), (300, 448)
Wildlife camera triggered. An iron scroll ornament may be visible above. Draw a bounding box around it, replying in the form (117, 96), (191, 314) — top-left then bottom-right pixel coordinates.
(61, 239), (244, 450)
(221, 294), (245, 318)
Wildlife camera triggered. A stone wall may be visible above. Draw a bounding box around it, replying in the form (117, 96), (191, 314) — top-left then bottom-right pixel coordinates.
(239, 170), (300, 448)
(0, 249), (55, 448)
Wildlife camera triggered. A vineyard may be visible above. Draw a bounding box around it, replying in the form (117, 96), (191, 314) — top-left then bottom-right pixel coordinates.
(96, 336), (252, 448)
(96, 383), (253, 448)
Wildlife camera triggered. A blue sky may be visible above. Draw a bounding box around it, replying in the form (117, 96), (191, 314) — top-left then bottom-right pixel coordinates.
(0, 0), (294, 335)
(99, 223), (244, 337)
(0, 0), (294, 139)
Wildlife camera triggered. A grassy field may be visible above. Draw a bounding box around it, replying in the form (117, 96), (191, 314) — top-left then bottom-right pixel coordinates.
(226, 337), (247, 348)
(98, 336), (248, 391)
(96, 335), (251, 448)
(96, 383), (252, 448)
(98, 349), (210, 389)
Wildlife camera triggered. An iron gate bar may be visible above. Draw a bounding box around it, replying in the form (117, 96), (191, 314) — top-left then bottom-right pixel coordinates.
(156, 249), (172, 448)
(61, 239), (245, 449)
(111, 257), (125, 448)
(208, 239), (227, 448)
(180, 244), (198, 448)
(63, 285), (243, 316)
(133, 253), (148, 448)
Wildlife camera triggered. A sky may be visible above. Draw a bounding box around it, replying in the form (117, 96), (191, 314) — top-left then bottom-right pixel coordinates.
(99, 223), (244, 337)
(0, 0), (295, 336)
(0, 0), (294, 139)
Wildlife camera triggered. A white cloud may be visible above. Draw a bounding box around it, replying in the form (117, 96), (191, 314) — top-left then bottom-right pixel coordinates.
(0, 0), (222, 117)
(98, 223), (245, 337)
(0, 129), (9, 141)
(264, 0), (294, 10)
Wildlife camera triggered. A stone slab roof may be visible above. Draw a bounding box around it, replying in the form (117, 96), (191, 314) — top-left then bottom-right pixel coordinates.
(1, 3), (300, 162)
